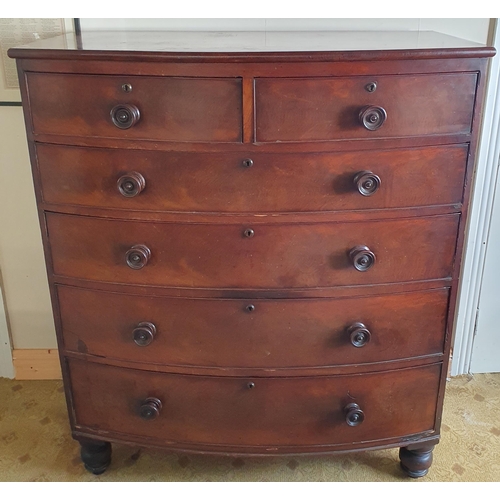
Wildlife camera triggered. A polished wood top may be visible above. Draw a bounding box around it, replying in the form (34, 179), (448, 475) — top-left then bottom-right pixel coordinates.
(8, 30), (495, 62)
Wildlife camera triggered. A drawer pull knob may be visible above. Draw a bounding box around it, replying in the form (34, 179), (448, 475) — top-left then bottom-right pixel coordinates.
(354, 171), (381, 196)
(139, 397), (162, 420)
(344, 403), (365, 427)
(347, 322), (371, 348)
(133, 322), (156, 347)
(349, 245), (376, 272)
(242, 158), (254, 168)
(117, 172), (146, 197)
(110, 104), (141, 129)
(126, 244), (151, 270)
(359, 105), (387, 131)
(244, 228), (255, 238)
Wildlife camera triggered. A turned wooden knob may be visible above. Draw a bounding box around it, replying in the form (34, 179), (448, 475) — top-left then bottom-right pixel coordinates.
(359, 105), (387, 131)
(354, 171), (381, 196)
(117, 172), (146, 197)
(344, 402), (365, 426)
(347, 322), (371, 348)
(110, 104), (140, 129)
(133, 322), (156, 347)
(125, 244), (151, 270)
(349, 245), (376, 272)
(139, 397), (162, 420)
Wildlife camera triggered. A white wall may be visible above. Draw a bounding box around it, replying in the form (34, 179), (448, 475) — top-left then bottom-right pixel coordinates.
(80, 19), (491, 44)
(469, 22), (500, 373)
(0, 106), (56, 350)
(471, 178), (500, 373)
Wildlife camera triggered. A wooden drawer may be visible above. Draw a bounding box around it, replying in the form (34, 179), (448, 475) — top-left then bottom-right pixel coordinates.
(37, 143), (468, 213)
(26, 73), (242, 142)
(255, 73), (477, 142)
(59, 286), (449, 369)
(47, 213), (459, 289)
(69, 359), (441, 450)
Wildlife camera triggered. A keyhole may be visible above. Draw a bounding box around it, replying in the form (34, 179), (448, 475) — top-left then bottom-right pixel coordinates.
(242, 158), (253, 168)
(365, 82), (377, 92)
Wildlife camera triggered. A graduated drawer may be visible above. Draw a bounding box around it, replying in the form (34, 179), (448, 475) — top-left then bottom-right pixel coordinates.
(26, 73), (242, 142)
(59, 285), (449, 369)
(255, 73), (477, 142)
(37, 143), (468, 213)
(46, 213), (459, 289)
(68, 359), (441, 449)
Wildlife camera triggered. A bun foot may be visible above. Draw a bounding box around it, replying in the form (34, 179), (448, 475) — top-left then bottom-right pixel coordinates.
(399, 445), (434, 478)
(79, 439), (112, 475)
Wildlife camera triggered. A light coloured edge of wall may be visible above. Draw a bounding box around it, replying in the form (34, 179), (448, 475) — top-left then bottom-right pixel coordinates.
(0, 285), (14, 378)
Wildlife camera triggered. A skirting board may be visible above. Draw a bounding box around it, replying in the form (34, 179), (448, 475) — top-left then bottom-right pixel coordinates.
(12, 349), (62, 380)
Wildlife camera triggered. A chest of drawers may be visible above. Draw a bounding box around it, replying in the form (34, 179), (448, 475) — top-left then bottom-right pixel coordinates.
(9, 30), (495, 478)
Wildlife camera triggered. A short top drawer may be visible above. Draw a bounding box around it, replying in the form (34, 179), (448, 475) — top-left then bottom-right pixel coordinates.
(26, 73), (242, 142)
(255, 73), (477, 142)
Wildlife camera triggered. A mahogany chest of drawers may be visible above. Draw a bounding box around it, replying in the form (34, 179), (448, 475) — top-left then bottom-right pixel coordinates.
(9, 30), (495, 478)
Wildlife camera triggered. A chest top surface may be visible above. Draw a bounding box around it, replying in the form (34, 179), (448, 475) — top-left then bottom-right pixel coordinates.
(7, 30), (495, 62)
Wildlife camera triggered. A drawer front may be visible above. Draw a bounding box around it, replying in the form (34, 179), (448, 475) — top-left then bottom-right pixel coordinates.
(47, 213), (459, 289)
(255, 73), (477, 142)
(59, 286), (449, 368)
(69, 360), (441, 448)
(37, 143), (468, 213)
(27, 73), (242, 142)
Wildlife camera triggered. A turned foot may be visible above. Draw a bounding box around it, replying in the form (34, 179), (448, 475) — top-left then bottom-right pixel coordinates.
(79, 439), (112, 475)
(399, 445), (434, 478)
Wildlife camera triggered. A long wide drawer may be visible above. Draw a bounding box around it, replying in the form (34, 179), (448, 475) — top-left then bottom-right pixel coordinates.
(68, 360), (441, 450)
(36, 143), (468, 213)
(46, 213), (459, 289)
(27, 73), (242, 142)
(59, 285), (449, 369)
(255, 73), (477, 142)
